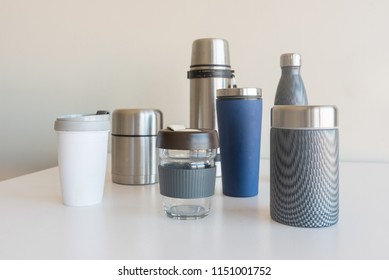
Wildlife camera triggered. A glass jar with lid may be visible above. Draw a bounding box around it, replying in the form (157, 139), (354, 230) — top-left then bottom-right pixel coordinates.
(156, 128), (219, 219)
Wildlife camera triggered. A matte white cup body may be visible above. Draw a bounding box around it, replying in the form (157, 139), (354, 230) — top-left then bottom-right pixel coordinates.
(57, 130), (109, 206)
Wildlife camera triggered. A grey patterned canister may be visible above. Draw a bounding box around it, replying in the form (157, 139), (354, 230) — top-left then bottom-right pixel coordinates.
(270, 105), (339, 228)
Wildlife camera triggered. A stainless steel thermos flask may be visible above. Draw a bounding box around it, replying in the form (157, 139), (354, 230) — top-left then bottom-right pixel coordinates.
(270, 105), (339, 227)
(187, 38), (235, 130)
(111, 109), (163, 185)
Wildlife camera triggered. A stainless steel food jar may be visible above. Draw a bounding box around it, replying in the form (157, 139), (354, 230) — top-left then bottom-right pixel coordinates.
(270, 105), (339, 228)
(111, 109), (162, 185)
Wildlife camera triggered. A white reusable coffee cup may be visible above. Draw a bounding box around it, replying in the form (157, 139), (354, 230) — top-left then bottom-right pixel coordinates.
(54, 112), (110, 206)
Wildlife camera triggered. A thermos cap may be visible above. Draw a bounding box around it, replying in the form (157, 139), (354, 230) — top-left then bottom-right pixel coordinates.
(156, 129), (219, 150)
(271, 105), (338, 129)
(217, 87), (262, 99)
(190, 38), (231, 67)
(54, 112), (110, 131)
(280, 53), (302, 67)
(112, 109), (162, 136)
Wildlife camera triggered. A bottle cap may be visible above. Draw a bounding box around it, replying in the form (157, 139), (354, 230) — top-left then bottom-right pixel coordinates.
(190, 38), (231, 67)
(280, 53), (302, 67)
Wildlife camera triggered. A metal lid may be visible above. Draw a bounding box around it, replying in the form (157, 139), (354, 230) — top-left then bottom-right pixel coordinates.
(217, 87), (262, 99)
(190, 38), (231, 67)
(271, 105), (338, 129)
(112, 109), (162, 136)
(156, 129), (219, 150)
(54, 112), (110, 131)
(280, 53), (302, 67)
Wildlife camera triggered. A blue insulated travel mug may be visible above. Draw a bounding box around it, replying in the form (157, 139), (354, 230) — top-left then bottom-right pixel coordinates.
(216, 88), (262, 197)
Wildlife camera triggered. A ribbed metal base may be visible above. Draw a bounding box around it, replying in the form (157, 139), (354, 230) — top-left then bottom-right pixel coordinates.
(270, 128), (339, 228)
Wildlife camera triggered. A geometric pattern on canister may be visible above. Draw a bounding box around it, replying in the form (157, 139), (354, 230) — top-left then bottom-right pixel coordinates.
(270, 128), (339, 228)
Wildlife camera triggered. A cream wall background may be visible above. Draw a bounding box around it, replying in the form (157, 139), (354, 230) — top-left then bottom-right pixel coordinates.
(1, 0), (388, 180)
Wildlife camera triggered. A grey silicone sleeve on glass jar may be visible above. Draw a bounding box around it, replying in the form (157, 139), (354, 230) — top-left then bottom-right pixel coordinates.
(159, 166), (216, 199)
(270, 128), (339, 228)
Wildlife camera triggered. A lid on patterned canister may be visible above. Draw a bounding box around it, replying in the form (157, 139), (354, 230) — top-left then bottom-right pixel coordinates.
(271, 105), (338, 129)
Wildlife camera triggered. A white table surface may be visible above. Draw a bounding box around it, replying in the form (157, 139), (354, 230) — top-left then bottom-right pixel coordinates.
(1, 159), (388, 260)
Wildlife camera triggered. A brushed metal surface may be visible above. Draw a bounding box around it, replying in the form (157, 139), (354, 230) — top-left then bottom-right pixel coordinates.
(280, 53), (302, 67)
(190, 38), (230, 66)
(112, 109), (162, 136)
(271, 105), (338, 129)
(189, 38), (234, 131)
(217, 87), (262, 99)
(190, 77), (231, 130)
(111, 136), (158, 185)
